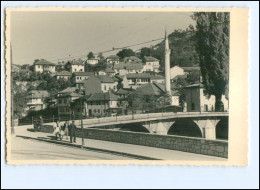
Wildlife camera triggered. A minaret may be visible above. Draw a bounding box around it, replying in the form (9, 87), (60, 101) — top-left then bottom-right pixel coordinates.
(164, 29), (171, 96)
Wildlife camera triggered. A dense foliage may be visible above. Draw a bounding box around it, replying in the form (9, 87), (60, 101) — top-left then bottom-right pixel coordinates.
(192, 12), (229, 110)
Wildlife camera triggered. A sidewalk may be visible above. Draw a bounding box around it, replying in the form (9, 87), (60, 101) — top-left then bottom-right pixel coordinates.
(14, 126), (227, 161)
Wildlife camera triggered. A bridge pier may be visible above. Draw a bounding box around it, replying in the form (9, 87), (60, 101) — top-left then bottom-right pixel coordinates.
(194, 119), (220, 140)
(143, 121), (175, 135)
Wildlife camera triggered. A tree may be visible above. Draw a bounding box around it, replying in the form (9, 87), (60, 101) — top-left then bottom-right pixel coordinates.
(97, 53), (105, 60)
(116, 48), (135, 60)
(140, 47), (154, 59)
(64, 61), (71, 72)
(192, 12), (229, 111)
(87, 52), (95, 59)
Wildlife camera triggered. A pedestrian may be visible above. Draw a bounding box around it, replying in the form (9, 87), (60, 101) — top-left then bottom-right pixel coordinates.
(68, 120), (77, 143)
(62, 121), (69, 140)
(53, 120), (61, 140)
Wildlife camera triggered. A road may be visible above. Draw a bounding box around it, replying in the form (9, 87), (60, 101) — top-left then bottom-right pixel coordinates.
(11, 135), (135, 160)
(10, 126), (227, 161)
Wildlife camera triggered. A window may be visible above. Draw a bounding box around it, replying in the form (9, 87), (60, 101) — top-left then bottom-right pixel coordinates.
(64, 99), (67, 104)
(97, 109), (100, 113)
(104, 85), (106, 91)
(191, 103), (195, 110)
(38, 65), (41, 68)
(58, 99), (62, 104)
(204, 104), (208, 112)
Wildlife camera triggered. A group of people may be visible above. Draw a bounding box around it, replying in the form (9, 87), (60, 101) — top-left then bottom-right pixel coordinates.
(53, 120), (77, 143)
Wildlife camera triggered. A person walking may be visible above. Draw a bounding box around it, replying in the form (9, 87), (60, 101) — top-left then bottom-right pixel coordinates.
(68, 120), (77, 143)
(62, 121), (69, 140)
(53, 120), (61, 140)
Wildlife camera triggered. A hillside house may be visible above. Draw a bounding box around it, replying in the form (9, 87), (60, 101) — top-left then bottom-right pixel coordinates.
(124, 56), (142, 63)
(86, 58), (100, 65)
(26, 90), (49, 111)
(33, 59), (56, 73)
(143, 56), (160, 73)
(113, 62), (143, 75)
(184, 84), (229, 112)
(70, 60), (85, 73)
(83, 75), (119, 95)
(56, 70), (71, 80)
(106, 55), (120, 65)
(126, 73), (165, 89)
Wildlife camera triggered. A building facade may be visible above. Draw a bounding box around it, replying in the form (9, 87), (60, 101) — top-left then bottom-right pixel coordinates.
(26, 90), (49, 111)
(33, 59), (56, 73)
(143, 56), (160, 73)
(56, 70), (71, 80)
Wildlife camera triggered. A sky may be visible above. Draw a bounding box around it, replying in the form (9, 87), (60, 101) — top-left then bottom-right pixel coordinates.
(11, 11), (194, 65)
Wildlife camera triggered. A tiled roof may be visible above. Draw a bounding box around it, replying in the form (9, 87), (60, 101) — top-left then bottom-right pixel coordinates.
(124, 56), (142, 62)
(83, 75), (117, 95)
(116, 88), (134, 95)
(87, 91), (118, 101)
(131, 82), (177, 96)
(58, 87), (77, 94)
(56, 70), (71, 76)
(106, 55), (120, 60)
(71, 60), (84, 65)
(126, 73), (164, 80)
(73, 72), (94, 76)
(34, 59), (56, 66)
(113, 63), (143, 70)
(27, 90), (49, 99)
(144, 56), (159, 62)
(57, 92), (80, 98)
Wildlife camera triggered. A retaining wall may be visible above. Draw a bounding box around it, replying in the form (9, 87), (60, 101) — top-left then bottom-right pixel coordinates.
(39, 125), (228, 158)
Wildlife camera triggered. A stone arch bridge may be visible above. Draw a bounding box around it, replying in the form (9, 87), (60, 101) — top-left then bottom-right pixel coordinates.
(80, 112), (228, 140)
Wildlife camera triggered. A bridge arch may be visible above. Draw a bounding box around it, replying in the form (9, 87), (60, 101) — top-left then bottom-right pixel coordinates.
(167, 119), (203, 138)
(216, 117), (229, 140)
(118, 123), (150, 133)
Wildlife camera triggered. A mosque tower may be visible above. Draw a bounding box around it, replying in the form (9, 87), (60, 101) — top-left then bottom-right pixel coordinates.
(164, 29), (171, 96)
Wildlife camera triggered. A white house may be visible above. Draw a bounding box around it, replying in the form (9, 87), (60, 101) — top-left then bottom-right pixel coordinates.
(126, 73), (165, 89)
(184, 84), (229, 112)
(106, 55), (120, 64)
(83, 75), (119, 94)
(56, 70), (71, 80)
(113, 63), (143, 75)
(26, 90), (49, 111)
(170, 66), (185, 80)
(70, 60), (85, 73)
(86, 58), (100, 65)
(33, 59), (56, 73)
(143, 56), (160, 73)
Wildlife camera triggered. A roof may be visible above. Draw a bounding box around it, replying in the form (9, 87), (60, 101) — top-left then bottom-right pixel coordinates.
(116, 88), (135, 95)
(144, 56), (159, 62)
(34, 59), (56, 66)
(71, 60), (84, 65)
(83, 75), (117, 95)
(113, 63), (143, 70)
(73, 72), (94, 76)
(105, 67), (115, 73)
(87, 91), (118, 101)
(27, 90), (49, 99)
(124, 56), (142, 62)
(184, 83), (204, 88)
(56, 92), (81, 98)
(182, 66), (200, 71)
(56, 70), (71, 76)
(131, 82), (177, 96)
(126, 73), (164, 80)
(58, 87), (77, 94)
(106, 55), (120, 60)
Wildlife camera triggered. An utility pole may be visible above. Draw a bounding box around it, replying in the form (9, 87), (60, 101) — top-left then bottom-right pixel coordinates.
(80, 98), (85, 147)
(11, 43), (15, 135)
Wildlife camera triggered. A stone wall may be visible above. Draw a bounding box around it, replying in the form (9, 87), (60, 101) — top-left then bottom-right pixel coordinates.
(39, 125), (228, 158)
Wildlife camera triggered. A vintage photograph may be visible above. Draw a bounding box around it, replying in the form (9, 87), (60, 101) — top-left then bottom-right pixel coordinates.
(7, 8), (232, 162)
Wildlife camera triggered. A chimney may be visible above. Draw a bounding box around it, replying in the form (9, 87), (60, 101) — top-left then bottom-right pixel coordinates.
(164, 28), (172, 96)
